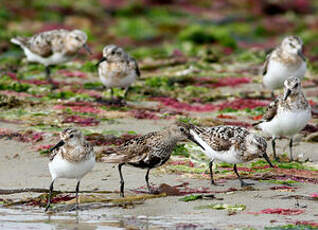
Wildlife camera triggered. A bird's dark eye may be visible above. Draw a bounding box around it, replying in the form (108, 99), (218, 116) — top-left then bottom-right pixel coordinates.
(70, 134), (74, 138)
(111, 51), (115, 55)
(179, 127), (185, 132)
(75, 36), (80, 41)
(294, 83), (299, 88)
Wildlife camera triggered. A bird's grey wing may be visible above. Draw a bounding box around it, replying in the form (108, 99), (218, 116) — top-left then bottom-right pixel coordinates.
(102, 132), (156, 163)
(262, 99), (278, 122)
(253, 99), (278, 126)
(129, 57), (140, 77)
(262, 49), (273, 76)
(27, 32), (53, 57)
(195, 127), (233, 152)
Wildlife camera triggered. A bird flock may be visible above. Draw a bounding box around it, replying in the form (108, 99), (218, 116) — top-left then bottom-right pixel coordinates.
(10, 29), (311, 212)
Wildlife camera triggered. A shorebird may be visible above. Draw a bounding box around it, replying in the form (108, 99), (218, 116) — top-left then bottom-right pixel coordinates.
(45, 128), (95, 211)
(262, 36), (306, 96)
(254, 77), (311, 161)
(11, 29), (91, 87)
(189, 125), (273, 187)
(96, 44), (140, 102)
(102, 121), (204, 197)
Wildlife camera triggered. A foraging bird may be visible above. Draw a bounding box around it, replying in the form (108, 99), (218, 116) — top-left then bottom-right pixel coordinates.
(45, 128), (95, 211)
(11, 29), (91, 87)
(102, 121), (204, 197)
(254, 77), (311, 161)
(190, 125), (273, 187)
(262, 36), (306, 96)
(96, 44), (140, 102)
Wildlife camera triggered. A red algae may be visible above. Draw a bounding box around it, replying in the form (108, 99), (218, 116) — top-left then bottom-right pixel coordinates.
(293, 221), (318, 228)
(154, 97), (269, 113)
(130, 110), (159, 120)
(0, 129), (44, 143)
(62, 115), (99, 126)
(154, 97), (216, 112)
(53, 102), (103, 114)
(196, 77), (251, 88)
(216, 99), (269, 110)
(58, 70), (87, 79)
(35, 144), (53, 152)
(248, 208), (305, 215)
(270, 186), (296, 190)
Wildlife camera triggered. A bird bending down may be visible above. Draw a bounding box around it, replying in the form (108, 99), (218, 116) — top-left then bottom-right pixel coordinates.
(254, 77), (311, 162)
(189, 125), (273, 187)
(11, 29), (91, 88)
(96, 44), (140, 103)
(102, 121), (204, 197)
(262, 36), (306, 97)
(45, 128), (95, 212)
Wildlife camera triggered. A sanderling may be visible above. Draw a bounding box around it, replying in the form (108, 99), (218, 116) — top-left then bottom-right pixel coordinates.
(190, 125), (273, 187)
(45, 128), (95, 212)
(102, 121), (204, 197)
(254, 77), (311, 161)
(11, 29), (91, 87)
(262, 36), (306, 95)
(96, 44), (140, 102)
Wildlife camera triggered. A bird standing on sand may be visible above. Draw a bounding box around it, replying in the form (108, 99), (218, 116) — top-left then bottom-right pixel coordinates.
(96, 44), (140, 103)
(102, 121), (204, 197)
(254, 77), (311, 162)
(190, 125), (273, 187)
(11, 29), (91, 87)
(262, 36), (306, 96)
(45, 128), (95, 211)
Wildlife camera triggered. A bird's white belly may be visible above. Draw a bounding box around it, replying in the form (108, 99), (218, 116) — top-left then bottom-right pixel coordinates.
(24, 48), (69, 66)
(263, 60), (306, 90)
(190, 130), (243, 164)
(259, 110), (311, 137)
(99, 70), (137, 88)
(49, 154), (95, 180)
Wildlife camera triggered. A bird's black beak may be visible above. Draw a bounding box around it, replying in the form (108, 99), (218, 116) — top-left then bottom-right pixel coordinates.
(297, 49), (306, 61)
(263, 152), (274, 168)
(83, 44), (92, 55)
(50, 140), (65, 152)
(283, 89), (291, 101)
(96, 57), (107, 67)
(188, 134), (205, 151)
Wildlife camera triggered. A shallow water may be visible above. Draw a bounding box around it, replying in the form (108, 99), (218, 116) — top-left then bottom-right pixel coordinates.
(0, 207), (219, 230)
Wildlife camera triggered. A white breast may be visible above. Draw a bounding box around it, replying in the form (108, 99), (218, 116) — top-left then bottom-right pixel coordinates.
(263, 60), (306, 90)
(48, 154), (95, 180)
(258, 109), (311, 138)
(190, 130), (244, 164)
(98, 63), (137, 88)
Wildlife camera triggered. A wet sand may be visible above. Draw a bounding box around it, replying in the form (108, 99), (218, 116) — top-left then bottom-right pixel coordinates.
(1, 120), (318, 229)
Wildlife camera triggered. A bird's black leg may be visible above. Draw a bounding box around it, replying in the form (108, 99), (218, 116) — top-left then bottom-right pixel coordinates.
(233, 164), (254, 187)
(110, 88), (114, 101)
(209, 160), (215, 185)
(45, 66), (51, 82)
(272, 137), (279, 161)
(271, 91), (275, 99)
(123, 86), (130, 100)
(45, 180), (55, 212)
(145, 168), (153, 193)
(75, 180), (80, 210)
(45, 66), (57, 89)
(118, 163), (125, 197)
(289, 138), (294, 162)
